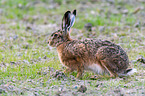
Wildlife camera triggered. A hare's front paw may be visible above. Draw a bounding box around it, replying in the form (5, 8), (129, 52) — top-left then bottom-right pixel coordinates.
(110, 74), (118, 78)
(76, 68), (84, 79)
(76, 72), (83, 79)
(64, 68), (74, 74)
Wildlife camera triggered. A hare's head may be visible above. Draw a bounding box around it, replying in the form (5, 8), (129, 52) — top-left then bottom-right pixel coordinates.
(48, 10), (76, 47)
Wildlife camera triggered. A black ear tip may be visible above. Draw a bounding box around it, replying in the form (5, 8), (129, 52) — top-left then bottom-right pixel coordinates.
(65, 11), (71, 15)
(73, 9), (76, 16)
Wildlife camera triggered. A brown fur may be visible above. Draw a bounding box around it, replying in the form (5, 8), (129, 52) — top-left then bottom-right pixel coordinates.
(48, 10), (131, 78)
(48, 30), (129, 78)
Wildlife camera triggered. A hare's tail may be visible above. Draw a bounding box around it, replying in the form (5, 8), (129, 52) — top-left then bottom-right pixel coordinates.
(126, 68), (137, 75)
(118, 68), (137, 77)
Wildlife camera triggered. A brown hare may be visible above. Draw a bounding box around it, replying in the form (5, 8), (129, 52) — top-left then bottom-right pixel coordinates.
(48, 10), (136, 79)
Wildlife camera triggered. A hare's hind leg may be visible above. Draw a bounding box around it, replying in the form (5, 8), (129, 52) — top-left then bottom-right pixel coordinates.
(99, 59), (118, 77)
(96, 46), (119, 78)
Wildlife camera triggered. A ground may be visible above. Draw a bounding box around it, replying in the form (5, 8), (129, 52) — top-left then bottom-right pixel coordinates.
(0, 0), (145, 95)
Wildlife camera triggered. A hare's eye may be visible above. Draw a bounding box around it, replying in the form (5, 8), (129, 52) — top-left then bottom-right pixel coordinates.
(54, 34), (58, 37)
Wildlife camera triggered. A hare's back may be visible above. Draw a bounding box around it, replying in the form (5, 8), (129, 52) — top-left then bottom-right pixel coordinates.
(64, 39), (116, 57)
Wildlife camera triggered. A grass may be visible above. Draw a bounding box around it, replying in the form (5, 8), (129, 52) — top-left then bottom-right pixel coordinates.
(0, 0), (145, 95)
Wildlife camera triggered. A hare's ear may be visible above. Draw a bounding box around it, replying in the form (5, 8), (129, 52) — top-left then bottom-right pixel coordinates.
(68, 9), (76, 31)
(72, 9), (76, 16)
(62, 11), (71, 34)
(62, 10), (77, 35)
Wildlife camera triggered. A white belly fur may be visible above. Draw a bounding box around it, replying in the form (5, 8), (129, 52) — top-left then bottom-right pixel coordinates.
(87, 64), (104, 74)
